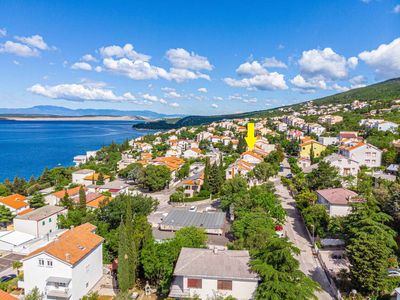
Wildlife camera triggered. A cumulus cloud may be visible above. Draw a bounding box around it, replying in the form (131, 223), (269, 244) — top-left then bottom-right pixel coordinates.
(166, 48), (213, 70)
(0, 28), (6, 37)
(81, 54), (97, 62)
(170, 102), (180, 107)
(224, 72), (288, 91)
(290, 74), (327, 90)
(211, 103), (218, 108)
(159, 98), (168, 104)
(298, 47), (358, 80)
(236, 61), (266, 76)
(262, 57), (287, 68)
(358, 37), (400, 79)
(71, 62), (92, 71)
(349, 75), (367, 88)
(0, 41), (39, 57)
(99, 43), (151, 61)
(167, 68), (210, 82)
(165, 90), (181, 98)
(28, 83), (135, 102)
(197, 87), (207, 93)
(15, 35), (49, 50)
(142, 93), (159, 102)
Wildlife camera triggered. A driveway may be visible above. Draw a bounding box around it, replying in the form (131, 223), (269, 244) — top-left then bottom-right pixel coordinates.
(272, 169), (335, 299)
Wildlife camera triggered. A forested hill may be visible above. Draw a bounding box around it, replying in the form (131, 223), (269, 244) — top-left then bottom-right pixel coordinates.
(133, 77), (400, 130)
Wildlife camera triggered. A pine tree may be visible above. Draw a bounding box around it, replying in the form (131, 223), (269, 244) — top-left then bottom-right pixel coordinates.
(96, 173), (105, 185)
(0, 205), (13, 227)
(78, 187), (87, 210)
(29, 192), (46, 209)
(309, 145), (315, 164)
(202, 158), (210, 192)
(60, 190), (74, 209)
(117, 222), (130, 292)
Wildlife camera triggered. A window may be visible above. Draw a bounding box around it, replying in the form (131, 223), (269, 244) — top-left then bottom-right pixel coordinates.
(49, 218), (52, 222)
(187, 278), (202, 289)
(42, 221), (45, 225)
(38, 259), (44, 266)
(217, 280), (232, 290)
(47, 260), (53, 267)
(372, 152), (377, 158)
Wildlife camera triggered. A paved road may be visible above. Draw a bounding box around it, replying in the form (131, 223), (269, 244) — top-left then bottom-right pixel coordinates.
(274, 162), (335, 300)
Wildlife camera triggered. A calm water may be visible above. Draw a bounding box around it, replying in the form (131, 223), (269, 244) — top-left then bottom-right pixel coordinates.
(0, 120), (150, 181)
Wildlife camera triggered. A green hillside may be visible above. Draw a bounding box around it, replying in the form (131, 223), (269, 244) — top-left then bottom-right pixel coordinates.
(133, 77), (400, 130)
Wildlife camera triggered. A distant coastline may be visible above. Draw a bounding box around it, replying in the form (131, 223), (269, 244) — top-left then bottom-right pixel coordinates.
(0, 115), (145, 121)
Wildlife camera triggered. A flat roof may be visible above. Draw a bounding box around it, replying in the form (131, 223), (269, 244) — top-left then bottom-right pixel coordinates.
(161, 209), (225, 230)
(15, 205), (66, 221)
(173, 248), (259, 281)
(0, 231), (36, 246)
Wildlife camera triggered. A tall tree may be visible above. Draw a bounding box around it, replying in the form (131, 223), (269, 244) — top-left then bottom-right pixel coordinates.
(29, 192), (46, 209)
(0, 205), (13, 227)
(118, 222), (130, 292)
(78, 186), (87, 210)
(306, 161), (341, 190)
(60, 190), (74, 210)
(202, 158), (211, 192)
(125, 199), (138, 288)
(96, 173), (105, 185)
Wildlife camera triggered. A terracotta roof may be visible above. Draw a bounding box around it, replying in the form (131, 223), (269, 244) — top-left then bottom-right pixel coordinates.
(0, 290), (18, 300)
(52, 186), (83, 199)
(189, 148), (202, 154)
(17, 207), (35, 216)
(343, 142), (365, 151)
(241, 151), (263, 161)
(26, 223), (103, 266)
(83, 173), (111, 181)
(317, 188), (358, 205)
(87, 195), (109, 209)
(151, 156), (184, 171)
(0, 194), (28, 209)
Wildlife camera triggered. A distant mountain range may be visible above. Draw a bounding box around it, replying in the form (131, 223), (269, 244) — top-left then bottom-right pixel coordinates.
(0, 105), (185, 119)
(134, 77), (400, 130)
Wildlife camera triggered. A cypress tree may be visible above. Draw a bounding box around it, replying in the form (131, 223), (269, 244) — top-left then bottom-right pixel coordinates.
(117, 222), (130, 292)
(78, 187), (87, 210)
(125, 199), (138, 287)
(96, 173), (105, 185)
(202, 158), (210, 192)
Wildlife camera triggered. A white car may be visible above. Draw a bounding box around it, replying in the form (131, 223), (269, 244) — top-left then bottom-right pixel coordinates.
(189, 206), (197, 212)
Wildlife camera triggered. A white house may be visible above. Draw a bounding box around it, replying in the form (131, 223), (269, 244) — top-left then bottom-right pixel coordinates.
(71, 169), (95, 185)
(241, 151), (263, 165)
(20, 223), (104, 300)
(169, 248), (259, 300)
(323, 154), (360, 177)
(0, 194), (30, 214)
(318, 136), (339, 146)
(339, 142), (382, 168)
(226, 160), (255, 180)
(316, 188), (360, 217)
(99, 180), (129, 197)
(13, 206), (67, 238)
(183, 148), (203, 159)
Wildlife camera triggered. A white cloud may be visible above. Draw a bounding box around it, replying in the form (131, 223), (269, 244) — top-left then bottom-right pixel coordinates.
(81, 54), (97, 62)
(298, 47), (357, 80)
(0, 28), (6, 37)
(0, 41), (39, 57)
(211, 103), (218, 108)
(170, 102), (180, 107)
(71, 62), (92, 71)
(99, 43), (150, 61)
(13, 60), (20, 65)
(394, 5), (400, 13)
(213, 96), (223, 101)
(263, 57), (287, 68)
(198, 87), (207, 93)
(142, 93), (158, 102)
(165, 90), (181, 98)
(332, 83), (350, 92)
(236, 61), (266, 76)
(95, 66), (102, 72)
(167, 68), (210, 82)
(290, 74), (327, 90)
(166, 48), (213, 70)
(15, 35), (49, 50)
(159, 98), (168, 104)
(224, 72), (288, 91)
(358, 37), (400, 79)
(28, 83), (135, 102)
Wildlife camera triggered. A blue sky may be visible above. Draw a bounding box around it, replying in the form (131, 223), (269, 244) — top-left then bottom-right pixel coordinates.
(0, 0), (399, 115)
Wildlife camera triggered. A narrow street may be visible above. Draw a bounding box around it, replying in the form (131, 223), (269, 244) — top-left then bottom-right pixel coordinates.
(274, 160), (335, 300)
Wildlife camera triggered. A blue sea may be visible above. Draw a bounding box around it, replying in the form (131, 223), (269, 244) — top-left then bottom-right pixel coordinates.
(0, 120), (150, 181)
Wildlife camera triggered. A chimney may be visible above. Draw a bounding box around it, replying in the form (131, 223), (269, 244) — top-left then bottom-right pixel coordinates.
(65, 253), (71, 262)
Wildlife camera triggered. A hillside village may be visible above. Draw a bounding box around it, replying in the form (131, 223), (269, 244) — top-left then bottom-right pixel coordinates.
(1, 96), (400, 299)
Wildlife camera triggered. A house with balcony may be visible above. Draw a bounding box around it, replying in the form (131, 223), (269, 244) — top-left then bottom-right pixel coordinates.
(169, 248), (259, 300)
(20, 223), (104, 300)
(339, 142), (382, 168)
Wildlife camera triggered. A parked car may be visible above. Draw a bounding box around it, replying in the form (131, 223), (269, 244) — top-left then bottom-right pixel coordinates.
(387, 268), (400, 276)
(0, 274), (16, 282)
(189, 206), (197, 212)
(286, 173), (293, 179)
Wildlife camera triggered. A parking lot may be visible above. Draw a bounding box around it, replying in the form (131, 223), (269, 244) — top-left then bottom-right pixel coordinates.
(0, 253), (25, 273)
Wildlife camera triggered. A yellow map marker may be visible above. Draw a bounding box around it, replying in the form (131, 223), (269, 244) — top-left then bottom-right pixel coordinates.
(245, 122), (256, 151)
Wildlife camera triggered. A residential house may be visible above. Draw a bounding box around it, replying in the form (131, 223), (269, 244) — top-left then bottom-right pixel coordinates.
(98, 180), (129, 197)
(276, 122), (288, 132)
(169, 248), (259, 300)
(339, 142), (382, 168)
(82, 173), (110, 186)
(20, 223), (104, 300)
(316, 188), (360, 217)
(13, 206), (66, 238)
(286, 129), (304, 140)
(307, 123), (326, 136)
(323, 154), (360, 177)
(318, 136), (339, 146)
(151, 156), (185, 179)
(0, 194), (30, 214)
(318, 115), (343, 125)
(183, 148), (203, 159)
(45, 186), (83, 206)
(226, 160), (255, 179)
(240, 151), (263, 164)
(181, 173), (204, 198)
(0, 290), (18, 300)
(299, 140), (327, 159)
(71, 169), (95, 185)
